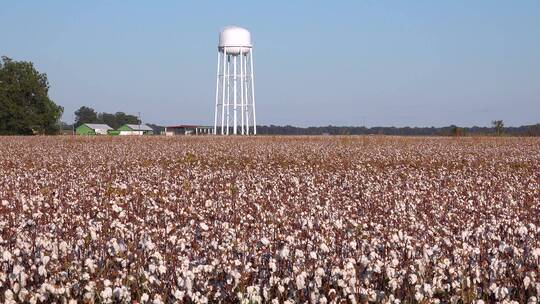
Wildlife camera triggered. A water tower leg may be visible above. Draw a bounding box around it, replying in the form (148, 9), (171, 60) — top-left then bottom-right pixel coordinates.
(221, 49), (227, 135)
(240, 50), (245, 135)
(250, 49), (257, 135)
(226, 54), (230, 135)
(244, 53), (250, 135)
(214, 51), (221, 135)
(233, 55), (237, 135)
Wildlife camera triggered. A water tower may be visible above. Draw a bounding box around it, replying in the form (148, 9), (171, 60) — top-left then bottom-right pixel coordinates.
(214, 26), (256, 135)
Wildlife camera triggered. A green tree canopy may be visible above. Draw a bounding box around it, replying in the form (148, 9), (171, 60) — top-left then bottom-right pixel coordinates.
(0, 56), (63, 135)
(111, 112), (140, 129)
(74, 106), (98, 128)
(492, 120), (504, 136)
(74, 106), (140, 129)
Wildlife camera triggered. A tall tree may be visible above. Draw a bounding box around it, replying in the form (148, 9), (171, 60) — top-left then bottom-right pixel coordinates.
(74, 106), (98, 127)
(114, 112), (140, 127)
(97, 112), (118, 129)
(0, 56), (63, 135)
(492, 120), (504, 136)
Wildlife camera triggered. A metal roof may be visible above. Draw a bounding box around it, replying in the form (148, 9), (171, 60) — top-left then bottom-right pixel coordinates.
(84, 123), (113, 130)
(125, 124), (154, 131)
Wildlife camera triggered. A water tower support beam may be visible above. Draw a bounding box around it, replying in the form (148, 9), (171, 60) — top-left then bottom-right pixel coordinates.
(221, 48), (227, 135)
(214, 51), (221, 134)
(240, 50), (245, 135)
(250, 49), (257, 135)
(226, 54), (230, 135)
(244, 53), (250, 135)
(233, 55), (237, 135)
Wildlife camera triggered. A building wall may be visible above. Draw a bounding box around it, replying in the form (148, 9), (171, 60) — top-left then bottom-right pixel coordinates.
(94, 129), (109, 135)
(118, 125), (153, 135)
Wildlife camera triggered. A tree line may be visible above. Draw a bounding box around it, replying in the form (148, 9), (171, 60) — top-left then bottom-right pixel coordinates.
(73, 106), (141, 129)
(256, 122), (540, 136)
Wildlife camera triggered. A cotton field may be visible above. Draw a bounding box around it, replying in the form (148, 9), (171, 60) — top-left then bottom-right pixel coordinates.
(0, 136), (539, 303)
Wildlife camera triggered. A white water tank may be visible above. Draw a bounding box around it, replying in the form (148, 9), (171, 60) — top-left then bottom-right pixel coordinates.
(219, 26), (252, 55)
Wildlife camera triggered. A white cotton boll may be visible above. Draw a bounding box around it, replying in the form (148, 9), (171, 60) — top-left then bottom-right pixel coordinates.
(310, 251), (317, 259)
(4, 288), (13, 300)
(496, 287), (508, 300)
(158, 264), (167, 275)
(59, 241), (69, 253)
(83, 292), (94, 302)
(489, 282), (497, 293)
(320, 243), (330, 253)
(153, 294), (164, 304)
(409, 273), (417, 285)
(12, 264), (24, 276)
(525, 276), (532, 289)
(423, 283), (433, 296)
(260, 237), (270, 246)
(38, 265), (46, 277)
(280, 246), (290, 259)
(286, 235), (294, 243)
(18, 288), (29, 302)
(2, 250), (12, 262)
(278, 285), (285, 294)
(200, 222), (209, 231)
(415, 292), (424, 302)
(141, 293), (149, 303)
(101, 287), (112, 300)
(269, 260), (277, 272)
(476, 300), (485, 304)
(174, 289), (184, 300)
(296, 271), (307, 290)
(1, 200), (8, 206)
(12, 282), (20, 294)
(518, 226), (528, 236)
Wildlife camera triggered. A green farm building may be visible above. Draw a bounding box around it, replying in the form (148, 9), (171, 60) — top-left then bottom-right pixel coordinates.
(75, 123), (113, 135)
(117, 124), (154, 135)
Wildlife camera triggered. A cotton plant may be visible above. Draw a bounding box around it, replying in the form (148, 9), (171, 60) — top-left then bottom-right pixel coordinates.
(0, 136), (539, 302)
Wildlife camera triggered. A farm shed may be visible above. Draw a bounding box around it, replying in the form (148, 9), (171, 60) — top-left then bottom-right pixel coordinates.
(165, 125), (213, 135)
(117, 124), (154, 135)
(76, 123), (113, 135)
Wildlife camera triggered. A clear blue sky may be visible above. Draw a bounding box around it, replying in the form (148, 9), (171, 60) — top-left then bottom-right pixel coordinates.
(2, 1), (539, 127)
